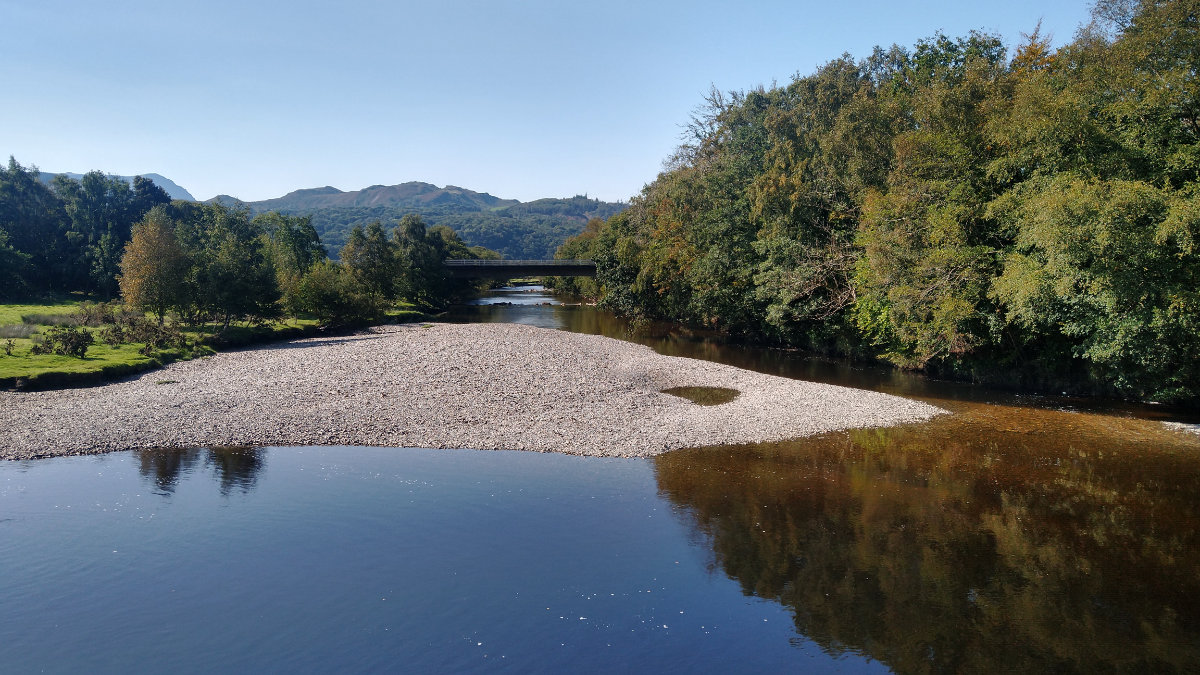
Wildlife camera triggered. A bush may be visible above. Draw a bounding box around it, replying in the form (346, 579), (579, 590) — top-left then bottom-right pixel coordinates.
(29, 325), (94, 358)
(98, 324), (124, 347)
(118, 315), (189, 355)
(72, 301), (137, 327)
(74, 302), (113, 326)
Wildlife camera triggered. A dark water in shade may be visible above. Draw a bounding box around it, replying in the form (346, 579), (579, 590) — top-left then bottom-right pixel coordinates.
(3, 286), (1199, 673)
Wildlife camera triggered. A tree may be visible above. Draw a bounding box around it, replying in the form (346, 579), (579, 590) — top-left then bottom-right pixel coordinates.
(0, 229), (30, 300)
(0, 157), (69, 293)
(394, 214), (443, 304)
(118, 207), (188, 323)
(53, 171), (142, 297)
(290, 260), (382, 326)
(256, 211), (326, 277)
(256, 211), (327, 318)
(131, 176), (172, 214)
(990, 176), (1200, 401)
(339, 221), (398, 301)
(201, 219), (280, 330)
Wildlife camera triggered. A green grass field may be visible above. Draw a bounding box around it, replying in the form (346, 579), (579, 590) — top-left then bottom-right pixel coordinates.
(0, 301), (204, 386)
(0, 300), (80, 326)
(0, 301), (428, 389)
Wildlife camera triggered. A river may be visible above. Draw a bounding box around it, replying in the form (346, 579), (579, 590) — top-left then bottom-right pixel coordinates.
(1, 285), (1197, 673)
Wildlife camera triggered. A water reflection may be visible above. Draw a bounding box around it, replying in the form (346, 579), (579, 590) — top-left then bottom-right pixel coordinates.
(654, 407), (1200, 674)
(135, 447), (266, 496)
(465, 283), (559, 306)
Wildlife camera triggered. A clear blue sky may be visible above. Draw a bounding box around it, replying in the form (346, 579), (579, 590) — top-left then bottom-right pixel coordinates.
(3, 0), (1096, 203)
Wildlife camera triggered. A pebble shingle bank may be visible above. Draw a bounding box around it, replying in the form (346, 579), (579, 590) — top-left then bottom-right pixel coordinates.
(0, 323), (944, 460)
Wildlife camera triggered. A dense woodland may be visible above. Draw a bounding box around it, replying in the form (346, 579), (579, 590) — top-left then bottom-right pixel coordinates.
(0, 159), (491, 327)
(556, 0), (1200, 404)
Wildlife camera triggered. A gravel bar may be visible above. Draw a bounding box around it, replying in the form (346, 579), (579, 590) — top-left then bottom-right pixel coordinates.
(0, 323), (944, 460)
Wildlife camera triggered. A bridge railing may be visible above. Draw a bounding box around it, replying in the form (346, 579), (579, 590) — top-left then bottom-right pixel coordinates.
(443, 259), (596, 278)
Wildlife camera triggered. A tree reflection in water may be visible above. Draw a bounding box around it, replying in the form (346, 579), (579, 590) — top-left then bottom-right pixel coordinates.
(654, 404), (1200, 674)
(134, 447), (265, 496)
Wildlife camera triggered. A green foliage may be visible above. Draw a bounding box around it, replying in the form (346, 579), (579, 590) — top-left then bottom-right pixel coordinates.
(0, 229), (30, 300)
(118, 207), (188, 323)
(341, 221), (399, 301)
(30, 325), (94, 358)
(119, 315), (190, 355)
(290, 260), (383, 327)
(560, 1), (1200, 403)
(262, 193), (624, 260)
(0, 159), (170, 299)
(991, 176), (1200, 400)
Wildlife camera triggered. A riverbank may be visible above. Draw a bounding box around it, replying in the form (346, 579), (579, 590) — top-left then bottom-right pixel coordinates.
(0, 323), (943, 460)
(0, 300), (430, 391)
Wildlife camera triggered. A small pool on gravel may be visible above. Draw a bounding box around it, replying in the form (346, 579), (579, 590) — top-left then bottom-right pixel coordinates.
(661, 386), (740, 405)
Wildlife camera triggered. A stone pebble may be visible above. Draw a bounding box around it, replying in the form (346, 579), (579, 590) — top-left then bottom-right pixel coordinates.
(0, 323), (945, 460)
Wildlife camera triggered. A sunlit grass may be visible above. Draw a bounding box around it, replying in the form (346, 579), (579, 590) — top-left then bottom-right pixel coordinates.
(0, 300), (428, 388)
(0, 301), (78, 325)
(0, 342), (158, 381)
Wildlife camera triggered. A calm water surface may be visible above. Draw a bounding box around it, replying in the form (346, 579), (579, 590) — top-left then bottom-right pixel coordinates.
(2, 285), (1198, 673)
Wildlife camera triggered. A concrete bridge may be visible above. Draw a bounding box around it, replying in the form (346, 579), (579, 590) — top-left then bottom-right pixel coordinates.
(443, 259), (596, 279)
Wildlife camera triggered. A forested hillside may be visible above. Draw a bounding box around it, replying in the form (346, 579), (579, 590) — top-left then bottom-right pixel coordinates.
(222, 183), (625, 259)
(556, 0), (1200, 404)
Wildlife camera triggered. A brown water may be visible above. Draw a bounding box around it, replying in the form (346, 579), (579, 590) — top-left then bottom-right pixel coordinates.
(660, 385), (741, 405)
(446, 286), (1200, 672)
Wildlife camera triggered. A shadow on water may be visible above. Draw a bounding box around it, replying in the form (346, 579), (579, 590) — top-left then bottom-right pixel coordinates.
(653, 409), (1200, 673)
(135, 447), (266, 496)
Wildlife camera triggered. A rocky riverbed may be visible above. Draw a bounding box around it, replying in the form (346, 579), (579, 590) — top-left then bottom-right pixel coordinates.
(0, 323), (944, 460)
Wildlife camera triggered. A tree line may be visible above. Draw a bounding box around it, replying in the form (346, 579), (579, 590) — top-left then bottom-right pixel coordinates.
(1, 158), (493, 327)
(556, 0), (1200, 404)
(264, 194), (625, 259)
(0, 160), (173, 299)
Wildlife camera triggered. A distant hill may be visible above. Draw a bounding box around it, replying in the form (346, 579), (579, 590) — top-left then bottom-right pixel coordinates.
(250, 182), (519, 212)
(219, 182), (625, 259)
(38, 171), (195, 201)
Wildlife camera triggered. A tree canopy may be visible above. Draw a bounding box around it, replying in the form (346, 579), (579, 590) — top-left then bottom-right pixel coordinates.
(556, 0), (1200, 403)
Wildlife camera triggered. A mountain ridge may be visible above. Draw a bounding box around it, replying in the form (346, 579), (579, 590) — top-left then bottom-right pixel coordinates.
(214, 181), (626, 259)
(219, 181), (522, 212)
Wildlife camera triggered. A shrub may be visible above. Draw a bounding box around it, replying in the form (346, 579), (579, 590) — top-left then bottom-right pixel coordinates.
(73, 302), (118, 327)
(98, 324), (124, 347)
(29, 325), (94, 358)
(2, 338), (14, 356)
(118, 315), (188, 355)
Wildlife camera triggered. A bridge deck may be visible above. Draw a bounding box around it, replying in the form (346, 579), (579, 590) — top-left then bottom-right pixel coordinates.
(443, 259), (596, 278)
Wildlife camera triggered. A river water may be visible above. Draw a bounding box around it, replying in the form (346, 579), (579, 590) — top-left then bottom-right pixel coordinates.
(2, 286), (1197, 673)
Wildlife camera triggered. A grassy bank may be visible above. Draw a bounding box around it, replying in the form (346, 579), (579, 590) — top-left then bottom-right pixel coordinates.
(0, 301), (428, 390)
